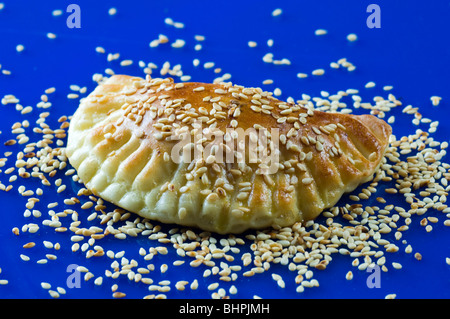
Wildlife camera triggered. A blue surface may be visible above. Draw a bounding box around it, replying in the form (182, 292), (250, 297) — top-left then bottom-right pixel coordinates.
(0, 0), (449, 299)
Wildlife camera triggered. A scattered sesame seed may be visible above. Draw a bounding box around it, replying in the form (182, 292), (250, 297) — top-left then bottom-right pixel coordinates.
(392, 262), (402, 270)
(365, 81), (376, 88)
(57, 287), (66, 295)
(120, 59), (133, 67)
(16, 44), (25, 53)
(312, 69), (325, 76)
(67, 93), (79, 99)
(171, 39), (185, 48)
(347, 33), (358, 42)
(194, 35), (205, 41)
(272, 8), (282, 17)
(315, 29), (327, 36)
(37, 259), (48, 265)
(190, 279), (199, 290)
(262, 52), (273, 63)
(431, 96), (442, 106)
(0, 26), (448, 301)
(207, 282), (219, 291)
(52, 9), (63, 17)
(108, 8), (117, 16)
(23, 242), (35, 249)
(41, 282), (51, 289)
(112, 291), (126, 298)
(345, 271), (353, 280)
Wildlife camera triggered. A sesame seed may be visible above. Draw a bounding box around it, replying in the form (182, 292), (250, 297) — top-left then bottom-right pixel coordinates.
(263, 53), (273, 63)
(43, 241), (53, 249)
(272, 273), (282, 281)
(312, 69), (325, 76)
(208, 282), (219, 290)
(164, 17), (173, 25)
(190, 279), (199, 290)
(330, 62), (340, 69)
(57, 287), (66, 295)
(272, 8), (282, 17)
(171, 39), (185, 48)
(120, 60), (133, 67)
(71, 235), (84, 242)
(16, 44), (25, 52)
(23, 242), (35, 249)
(67, 93), (79, 99)
(41, 282), (51, 289)
(431, 96), (442, 106)
(365, 81), (376, 89)
(345, 271), (353, 280)
(347, 33), (358, 42)
(52, 9), (63, 16)
(315, 29), (327, 36)
(112, 292), (126, 298)
(193, 86), (205, 92)
(392, 262), (402, 269)
(277, 279), (285, 288)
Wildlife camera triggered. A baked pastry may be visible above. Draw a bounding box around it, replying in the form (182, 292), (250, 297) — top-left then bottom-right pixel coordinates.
(66, 75), (391, 234)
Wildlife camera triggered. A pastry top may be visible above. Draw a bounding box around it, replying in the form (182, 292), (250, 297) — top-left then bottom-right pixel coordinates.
(66, 74), (392, 234)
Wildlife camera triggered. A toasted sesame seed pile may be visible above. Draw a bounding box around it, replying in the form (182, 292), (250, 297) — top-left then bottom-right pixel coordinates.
(0, 7), (448, 300)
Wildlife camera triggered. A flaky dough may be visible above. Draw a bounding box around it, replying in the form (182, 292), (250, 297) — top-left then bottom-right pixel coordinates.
(66, 75), (391, 234)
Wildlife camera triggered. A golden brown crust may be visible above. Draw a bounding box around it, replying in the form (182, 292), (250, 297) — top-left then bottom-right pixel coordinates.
(66, 74), (392, 234)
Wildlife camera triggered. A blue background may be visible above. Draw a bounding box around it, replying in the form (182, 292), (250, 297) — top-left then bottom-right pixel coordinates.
(0, 0), (449, 299)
